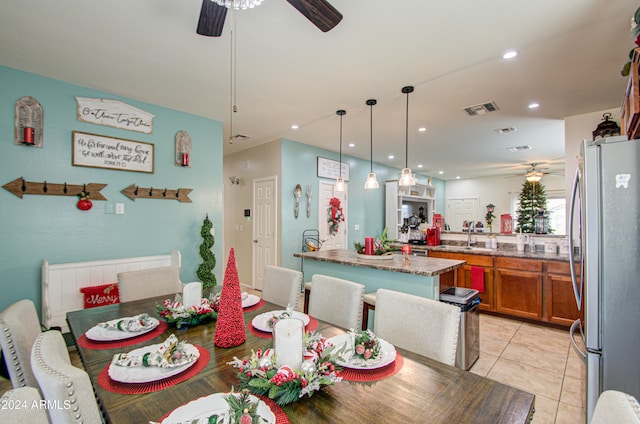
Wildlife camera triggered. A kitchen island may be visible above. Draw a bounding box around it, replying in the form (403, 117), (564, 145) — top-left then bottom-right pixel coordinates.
(294, 249), (465, 300)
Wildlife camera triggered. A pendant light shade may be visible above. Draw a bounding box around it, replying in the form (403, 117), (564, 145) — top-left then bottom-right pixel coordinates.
(398, 86), (416, 187)
(335, 109), (347, 192)
(364, 99), (379, 189)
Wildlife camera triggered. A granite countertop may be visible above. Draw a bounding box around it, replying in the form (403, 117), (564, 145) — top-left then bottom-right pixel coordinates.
(401, 243), (572, 262)
(294, 249), (465, 276)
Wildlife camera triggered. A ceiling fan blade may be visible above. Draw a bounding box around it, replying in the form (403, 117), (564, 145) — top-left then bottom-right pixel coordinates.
(197, 0), (227, 37)
(285, 0), (343, 32)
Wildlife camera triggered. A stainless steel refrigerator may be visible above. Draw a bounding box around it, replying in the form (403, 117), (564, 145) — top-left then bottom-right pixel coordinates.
(569, 135), (640, 422)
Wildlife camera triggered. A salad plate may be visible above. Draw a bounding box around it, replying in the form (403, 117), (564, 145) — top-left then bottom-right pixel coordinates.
(108, 342), (199, 383)
(327, 333), (396, 370)
(161, 392), (275, 424)
(251, 310), (309, 333)
(242, 293), (261, 308)
(85, 315), (159, 341)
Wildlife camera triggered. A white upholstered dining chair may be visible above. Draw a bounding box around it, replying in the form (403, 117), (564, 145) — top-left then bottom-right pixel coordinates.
(31, 330), (103, 424)
(308, 274), (365, 330)
(591, 390), (640, 424)
(0, 299), (42, 388)
(261, 265), (303, 309)
(117, 265), (182, 302)
(374, 288), (460, 366)
(0, 386), (49, 423)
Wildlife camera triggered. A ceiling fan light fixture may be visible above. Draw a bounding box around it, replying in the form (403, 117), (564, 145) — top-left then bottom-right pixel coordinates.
(526, 173), (542, 182)
(213, 0), (264, 10)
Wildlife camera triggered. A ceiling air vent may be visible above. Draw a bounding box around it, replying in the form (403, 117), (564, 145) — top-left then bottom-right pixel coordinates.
(232, 134), (251, 141)
(495, 127), (517, 134)
(506, 145), (532, 152)
(463, 101), (500, 116)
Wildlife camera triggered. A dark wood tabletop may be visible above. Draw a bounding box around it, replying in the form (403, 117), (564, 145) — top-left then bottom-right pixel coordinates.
(67, 296), (535, 424)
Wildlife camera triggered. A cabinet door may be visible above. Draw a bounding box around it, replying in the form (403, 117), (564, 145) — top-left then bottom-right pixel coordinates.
(544, 262), (581, 326)
(495, 268), (543, 320)
(458, 265), (495, 311)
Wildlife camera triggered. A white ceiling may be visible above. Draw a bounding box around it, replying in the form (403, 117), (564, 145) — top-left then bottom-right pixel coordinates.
(1, 0), (636, 179)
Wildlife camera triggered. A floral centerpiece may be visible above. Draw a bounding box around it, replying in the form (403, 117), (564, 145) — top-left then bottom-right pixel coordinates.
(327, 197), (344, 235)
(353, 227), (394, 255)
(348, 328), (382, 366)
(228, 331), (345, 406)
(156, 295), (217, 329)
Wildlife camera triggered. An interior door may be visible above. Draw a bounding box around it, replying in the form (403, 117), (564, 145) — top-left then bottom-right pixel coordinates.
(447, 197), (479, 231)
(252, 176), (278, 290)
(318, 180), (347, 249)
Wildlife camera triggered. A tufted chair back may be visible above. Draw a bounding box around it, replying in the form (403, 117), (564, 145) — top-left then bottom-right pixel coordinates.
(0, 299), (42, 388)
(31, 330), (103, 424)
(308, 274), (365, 330)
(261, 266), (303, 309)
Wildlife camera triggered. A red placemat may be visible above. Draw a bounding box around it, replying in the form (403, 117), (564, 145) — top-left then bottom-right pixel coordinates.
(157, 392), (289, 424)
(97, 345), (209, 394)
(77, 321), (169, 350)
(244, 298), (266, 313)
(337, 352), (404, 382)
(247, 316), (319, 339)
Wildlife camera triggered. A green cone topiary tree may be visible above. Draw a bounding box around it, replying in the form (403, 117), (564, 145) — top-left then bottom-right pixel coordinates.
(197, 214), (217, 290)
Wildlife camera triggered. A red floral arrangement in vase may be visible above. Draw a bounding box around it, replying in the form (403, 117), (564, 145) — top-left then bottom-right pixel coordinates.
(327, 197), (344, 236)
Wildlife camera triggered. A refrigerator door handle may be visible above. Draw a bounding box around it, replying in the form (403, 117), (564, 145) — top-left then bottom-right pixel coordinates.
(569, 167), (582, 309)
(569, 318), (587, 362)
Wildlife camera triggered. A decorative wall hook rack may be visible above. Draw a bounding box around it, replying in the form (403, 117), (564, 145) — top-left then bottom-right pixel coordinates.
(121, 184), (192, 203)
(2, 177), (107, 200)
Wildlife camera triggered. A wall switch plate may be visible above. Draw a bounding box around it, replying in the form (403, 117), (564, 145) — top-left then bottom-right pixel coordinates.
(354, 224), (360, 230)
(115, 203), (125, 214)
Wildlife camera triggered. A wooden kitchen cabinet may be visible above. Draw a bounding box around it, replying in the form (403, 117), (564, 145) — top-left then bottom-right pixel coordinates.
(495, 257), (543, 321)
(428, 251), (495, 311)
(544, 261), (581, 326)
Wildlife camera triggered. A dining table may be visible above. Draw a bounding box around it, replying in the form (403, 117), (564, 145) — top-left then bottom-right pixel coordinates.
(66, 295), (535, 423)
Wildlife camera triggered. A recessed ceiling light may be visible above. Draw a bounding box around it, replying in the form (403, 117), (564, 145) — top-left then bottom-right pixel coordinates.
(290, 124), (298, 130)
(388, 155), (394, 160)
(502, 50), (518, 60)
(348, 143), (355, 148)
(438, 170), (444, 175)
(528, 103), (540, 109)
(418, 127), (427, 132)
(456, 176), (461, 179)
(417, 164), (423, 168)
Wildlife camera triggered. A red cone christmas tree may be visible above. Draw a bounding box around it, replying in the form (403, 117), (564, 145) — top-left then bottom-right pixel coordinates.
(214, 248), (246, 348)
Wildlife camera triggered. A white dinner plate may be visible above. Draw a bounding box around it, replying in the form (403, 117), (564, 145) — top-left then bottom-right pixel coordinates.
(242, 294), (261, 308)
(85, 316), (159, 341)
(161, 392), (275, 424)
(108, 342), (199, 383)
(251, 310), (310, 333)
(327, 333), (397, 370)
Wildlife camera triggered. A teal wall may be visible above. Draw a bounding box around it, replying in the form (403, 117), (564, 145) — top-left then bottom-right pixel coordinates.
(279, 138), (445, 272)
(0, 66), (223, 316)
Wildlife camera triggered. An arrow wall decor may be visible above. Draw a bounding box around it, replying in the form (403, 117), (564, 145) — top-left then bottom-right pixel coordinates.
(121, 184), (192, 203)
(3, 177), (107, 200)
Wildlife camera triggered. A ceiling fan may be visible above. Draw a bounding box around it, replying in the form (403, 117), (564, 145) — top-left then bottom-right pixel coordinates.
(196, 0), (343, 37)
(523, 163), (564, 182)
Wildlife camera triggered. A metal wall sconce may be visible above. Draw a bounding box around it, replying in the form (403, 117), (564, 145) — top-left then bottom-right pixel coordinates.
(229, 176), (240, 185)
(175, 130), (192, 167)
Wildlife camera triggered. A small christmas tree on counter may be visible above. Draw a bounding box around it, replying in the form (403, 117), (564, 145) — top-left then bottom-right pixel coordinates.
(196, 214), (216, 291)
(515, 180), (553, 233)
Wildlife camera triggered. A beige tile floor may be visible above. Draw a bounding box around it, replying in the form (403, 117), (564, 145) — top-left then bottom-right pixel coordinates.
(470, 313), (586, 424)
(0, 298), (586, 424)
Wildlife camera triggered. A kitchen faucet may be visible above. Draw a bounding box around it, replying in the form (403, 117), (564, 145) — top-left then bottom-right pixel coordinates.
(467, 221), (475, 247)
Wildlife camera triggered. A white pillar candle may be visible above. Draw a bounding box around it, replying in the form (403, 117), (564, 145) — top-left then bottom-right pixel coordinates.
(274, 318), (304, 370)
(182, 282), (202, 308)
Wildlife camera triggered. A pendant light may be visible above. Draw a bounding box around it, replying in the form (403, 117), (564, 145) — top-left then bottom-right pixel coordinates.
(364, 99), (379, 189)
(398, 86), (416, 187)
(335, 109), (347, 192)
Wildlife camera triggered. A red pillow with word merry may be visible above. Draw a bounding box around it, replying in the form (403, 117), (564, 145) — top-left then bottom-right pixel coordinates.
(79, 283), (120, 309)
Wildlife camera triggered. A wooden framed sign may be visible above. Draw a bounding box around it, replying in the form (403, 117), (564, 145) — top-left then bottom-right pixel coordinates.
(317, 157), (350, 181)
(75, 97), (154, 134)
(72, 131), (154, 173)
